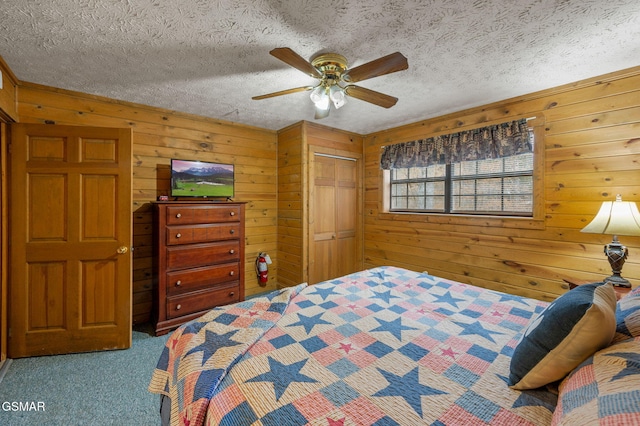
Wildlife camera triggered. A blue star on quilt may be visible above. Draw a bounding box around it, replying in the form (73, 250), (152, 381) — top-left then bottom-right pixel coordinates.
(373, 367), (446, 417)
(181, 320), (209, 336)
(373, 289), (399, 304)
(497, 375), (558, 412)
(246, 356), (318, 400)
(372, 317), (418, 340)
(287, 312), (332, 334)
(264, 288), (289, 300)
(604, 352), (640, 381)
(453, 320), (504, 343)
(184, 329), (242, 365)
(371, 269), (389, 283)
(494, 292), (529, 306)
(433, 291), (466, 308)
(310, 285), (341, 300)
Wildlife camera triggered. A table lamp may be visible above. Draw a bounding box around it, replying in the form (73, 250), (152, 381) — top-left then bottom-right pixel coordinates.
(581, 194), (640, 287)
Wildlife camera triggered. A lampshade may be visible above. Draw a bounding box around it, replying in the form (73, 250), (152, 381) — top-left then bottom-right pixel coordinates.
(581, 194), (640, 236)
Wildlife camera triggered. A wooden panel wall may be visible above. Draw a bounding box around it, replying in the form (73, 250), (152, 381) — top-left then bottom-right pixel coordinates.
(0, 56), (18, 122)
(364, 66), (640, 302)
(277, 121), (363, 287)
(16, 82), (278, 323)
(277, 122), (307, 288)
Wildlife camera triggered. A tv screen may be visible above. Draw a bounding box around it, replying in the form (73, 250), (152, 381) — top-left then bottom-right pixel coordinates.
(170, 159), (234, 198)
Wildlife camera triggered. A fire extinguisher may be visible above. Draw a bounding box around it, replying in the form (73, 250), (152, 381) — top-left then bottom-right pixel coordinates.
(255, 252), (272, 285)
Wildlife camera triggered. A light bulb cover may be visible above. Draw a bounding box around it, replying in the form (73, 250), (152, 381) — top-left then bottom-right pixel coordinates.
(310, 86), (325, 104)
(330, 86), (347, 109)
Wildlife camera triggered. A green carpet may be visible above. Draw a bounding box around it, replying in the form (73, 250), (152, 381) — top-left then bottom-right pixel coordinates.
(0, 325), (169, 426)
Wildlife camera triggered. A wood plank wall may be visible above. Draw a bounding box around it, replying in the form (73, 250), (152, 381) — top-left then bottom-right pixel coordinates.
(0, 56), (18, 122)
(277, 122), (307, 288)
(15, 82), (279, 323)
(277, 121), (363, 287)
(364, 66), (640, 302)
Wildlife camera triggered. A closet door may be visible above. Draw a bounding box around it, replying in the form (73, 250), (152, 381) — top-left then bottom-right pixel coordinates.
(309, 152), (359, 284)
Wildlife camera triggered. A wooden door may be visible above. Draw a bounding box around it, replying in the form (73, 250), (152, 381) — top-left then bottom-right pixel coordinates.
(9, 124), (132, 358)
(1, 122), (7, 364)
(309, 152), (359, 284)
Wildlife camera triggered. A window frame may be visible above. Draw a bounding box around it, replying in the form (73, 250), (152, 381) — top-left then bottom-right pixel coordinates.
(380, 117), (545, 230)
(389, 154), (535, 216)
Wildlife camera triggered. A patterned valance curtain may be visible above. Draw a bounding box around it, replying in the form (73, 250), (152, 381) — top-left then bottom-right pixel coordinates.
(380, 118), (531, 169)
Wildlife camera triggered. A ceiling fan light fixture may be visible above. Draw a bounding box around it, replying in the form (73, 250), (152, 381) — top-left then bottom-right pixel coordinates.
(329, 85), (347, 109)
(254, 48), (408, 119)
(310, 85), (330, 110)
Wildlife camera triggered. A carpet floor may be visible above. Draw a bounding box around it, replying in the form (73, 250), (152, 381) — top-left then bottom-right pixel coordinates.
(0, 325), (169, 426)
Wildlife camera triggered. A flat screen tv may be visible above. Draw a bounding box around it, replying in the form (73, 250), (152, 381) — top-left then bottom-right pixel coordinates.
(170, 159), (234, 198)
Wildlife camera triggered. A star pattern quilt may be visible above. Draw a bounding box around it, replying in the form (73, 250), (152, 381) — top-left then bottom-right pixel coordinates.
(150, 266), (558, 425)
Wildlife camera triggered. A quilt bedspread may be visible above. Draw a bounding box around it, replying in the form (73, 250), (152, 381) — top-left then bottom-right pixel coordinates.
(149, 283), (308, 425)
(153, 266), (559, 425)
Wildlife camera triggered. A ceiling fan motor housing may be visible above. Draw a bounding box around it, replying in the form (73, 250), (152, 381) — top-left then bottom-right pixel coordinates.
(311, 53), (348, 84)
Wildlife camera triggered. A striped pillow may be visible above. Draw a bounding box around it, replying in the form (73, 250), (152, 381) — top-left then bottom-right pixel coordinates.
(552, 336), (640, 425)
(612, 286), (640, 343)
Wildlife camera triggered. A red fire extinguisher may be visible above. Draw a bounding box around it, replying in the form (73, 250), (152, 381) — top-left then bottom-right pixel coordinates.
(255, 252), (272, 285)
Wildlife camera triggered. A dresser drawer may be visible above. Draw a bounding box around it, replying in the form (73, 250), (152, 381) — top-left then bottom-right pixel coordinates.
(166, 205), (240, 225)
(166, 284), (240, 319)
(166, 262), (239, 295)
(166, 241), (240, 271)
(166, 223), (240, 245)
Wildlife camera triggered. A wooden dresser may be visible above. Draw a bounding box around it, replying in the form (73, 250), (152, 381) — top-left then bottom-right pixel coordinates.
(153, 201), (245, 335)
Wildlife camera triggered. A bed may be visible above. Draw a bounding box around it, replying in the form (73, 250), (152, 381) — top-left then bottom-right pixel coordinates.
(149, 266), (640, 425)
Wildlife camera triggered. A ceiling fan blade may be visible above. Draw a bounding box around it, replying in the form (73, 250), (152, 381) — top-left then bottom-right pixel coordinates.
(342, 52), (408, 83)
(252, 86), (313, 100)
(344, 85), (398, 108)
(314, 105), (330, 119)
(270, 47), (323, 79)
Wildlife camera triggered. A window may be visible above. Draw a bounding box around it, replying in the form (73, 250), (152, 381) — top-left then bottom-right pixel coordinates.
(390, 153), (533, 215)
(387, 124), (535, 216)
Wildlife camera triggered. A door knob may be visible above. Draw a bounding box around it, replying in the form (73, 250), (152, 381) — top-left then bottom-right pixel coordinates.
(117, 246), (128, 254)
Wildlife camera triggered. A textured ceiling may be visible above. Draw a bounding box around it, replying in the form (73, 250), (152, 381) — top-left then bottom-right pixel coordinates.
(1, 0), (640, 134)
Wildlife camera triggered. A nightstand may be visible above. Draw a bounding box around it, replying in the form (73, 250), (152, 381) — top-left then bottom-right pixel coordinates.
(562, 278), (632, 300)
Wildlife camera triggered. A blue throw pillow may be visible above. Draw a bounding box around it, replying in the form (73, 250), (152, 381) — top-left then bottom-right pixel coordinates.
(508, 282), (616, 390)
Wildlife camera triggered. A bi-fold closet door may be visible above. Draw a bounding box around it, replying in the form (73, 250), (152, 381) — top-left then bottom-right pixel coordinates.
(309, 150), (360, 285)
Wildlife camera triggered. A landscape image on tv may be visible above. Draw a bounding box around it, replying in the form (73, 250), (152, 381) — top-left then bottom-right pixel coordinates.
(170, 159), (234, 198)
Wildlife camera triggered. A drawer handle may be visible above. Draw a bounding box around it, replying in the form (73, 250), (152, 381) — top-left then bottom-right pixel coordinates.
(230, 211), (235, 216)
(175, 213), (181, 218)
(230, 229), (235, 234)
(229, 271), (235, 276)
(229, 292), (235, 297)
(176, 304), (182, 310)
(176, 233), (182, 238)
(175, 280), (182, 287)
(229, 249), (235, 254)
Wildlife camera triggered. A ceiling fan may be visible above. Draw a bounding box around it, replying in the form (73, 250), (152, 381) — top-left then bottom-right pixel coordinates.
(252, 47), (409, 119)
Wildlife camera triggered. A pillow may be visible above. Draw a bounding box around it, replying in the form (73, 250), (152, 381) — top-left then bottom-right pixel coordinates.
(552, 336), (640, 425)
(508, 282), (616, 390)
(612, 286), (640, 344)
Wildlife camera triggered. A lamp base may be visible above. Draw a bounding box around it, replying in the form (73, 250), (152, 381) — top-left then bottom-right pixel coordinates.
(604, 274), (632, 288)
(604, 237), (631, 288)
